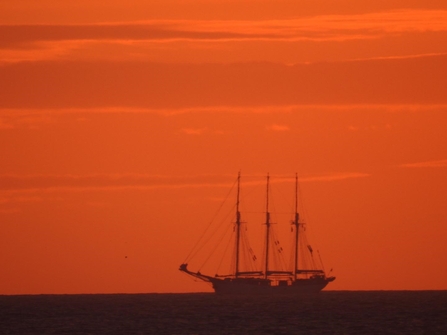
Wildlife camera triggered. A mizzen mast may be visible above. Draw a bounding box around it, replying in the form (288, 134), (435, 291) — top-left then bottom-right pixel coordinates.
(293, 173), (300, 280)
(234, 172), (242, 278)
(264, 173), (271, 279)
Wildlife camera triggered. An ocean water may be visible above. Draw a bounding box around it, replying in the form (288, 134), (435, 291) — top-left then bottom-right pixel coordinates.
(1, 291), (446, 334)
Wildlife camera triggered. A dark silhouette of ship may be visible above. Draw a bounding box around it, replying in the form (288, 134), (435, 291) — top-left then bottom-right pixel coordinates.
(180, 173), (335, 294)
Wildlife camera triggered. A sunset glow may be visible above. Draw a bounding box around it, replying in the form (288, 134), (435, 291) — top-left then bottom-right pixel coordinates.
(1, 0), (447, 294)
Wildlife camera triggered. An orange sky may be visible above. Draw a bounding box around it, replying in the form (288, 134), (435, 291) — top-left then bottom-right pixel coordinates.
(1, 0), (447, 294)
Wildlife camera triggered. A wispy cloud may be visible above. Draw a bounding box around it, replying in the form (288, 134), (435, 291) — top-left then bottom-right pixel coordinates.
(0, 174), (233, 194)
(2, 10), (447, 63)
(267, 124), (290, 131)
(0, 195), (43, 205)
(301, 172), (371, 182)
(400, 159), (447, 168)
(3, 103), (447, 116)
(0, 40), (86, 63)
(0, 172), (371, 194)
(3, 10), (447, 45)
(2, 104), (447, 128)
(181, 127), (207, 135)
(239, 172), (371, 186)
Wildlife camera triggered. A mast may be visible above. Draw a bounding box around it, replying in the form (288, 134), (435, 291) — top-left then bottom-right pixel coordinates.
(264, 174), (270, 279)
(234, 172), (241, 278)
(293, 173), (299, 280)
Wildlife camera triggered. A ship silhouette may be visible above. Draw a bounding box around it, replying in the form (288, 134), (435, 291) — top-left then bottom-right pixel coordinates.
(180, 173), (335, 294)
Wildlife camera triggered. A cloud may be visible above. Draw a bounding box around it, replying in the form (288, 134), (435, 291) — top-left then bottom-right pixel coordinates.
(267, 124), (290, 131)
(2, 104), (447, 129)
(2, 10), (447, 46)
(0, 40), (85, 63)
(237, 172), (371, 187)
(350, 52), (447, 62)
(11, 196), (43, 203)
(0, 174), (234, 193)
(0, 172), (371, 194)
(400, 159), (447, 168)
(2, 10), (447, 63)
(300, 172), (371, 182)
(181, 127), (207, 135)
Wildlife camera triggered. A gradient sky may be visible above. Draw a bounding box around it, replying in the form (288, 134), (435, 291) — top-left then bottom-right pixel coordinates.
(1, 0), (447, 294)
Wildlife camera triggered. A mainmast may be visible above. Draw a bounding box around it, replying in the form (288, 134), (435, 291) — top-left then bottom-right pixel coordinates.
(293, 173), (299, 280)
(234, 172), (241, 278)
(264, 174), (270, 279)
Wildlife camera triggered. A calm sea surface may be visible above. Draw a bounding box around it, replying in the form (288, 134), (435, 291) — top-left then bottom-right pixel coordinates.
(1, 291), (446, 334)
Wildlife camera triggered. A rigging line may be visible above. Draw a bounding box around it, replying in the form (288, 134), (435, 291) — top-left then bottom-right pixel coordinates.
(243, 229), (258, 271)
(296, 184), (324, 269)
(317, 250), (327, 274)
(265, 184), (286, 271)
(275, 179), (295, 215)
(240, 177), (263, 199)
(287, 227), (295, 270)
(269, 183), (277, 219)
(299, 184), (321, 253)
(270, 227), (287, 271)
(302, 234), (318, 270)
(198, 219), (233, 272)
(239, 229), (256, 272)
(239, 236), (248, 272)
(188, 203), (235, 262)
(183, 177), (238, 263)
(215, 225), (235, 275)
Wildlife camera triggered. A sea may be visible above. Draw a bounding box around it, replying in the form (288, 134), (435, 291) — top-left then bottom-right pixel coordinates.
(1, 291), (446, 334)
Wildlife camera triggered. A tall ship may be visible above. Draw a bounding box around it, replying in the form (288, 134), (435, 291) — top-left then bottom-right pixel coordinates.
(179, 173), (335, 294)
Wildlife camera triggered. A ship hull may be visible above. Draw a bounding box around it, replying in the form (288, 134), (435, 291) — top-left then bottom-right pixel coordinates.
(209, 278), (331, 295)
